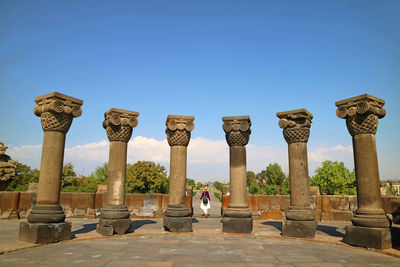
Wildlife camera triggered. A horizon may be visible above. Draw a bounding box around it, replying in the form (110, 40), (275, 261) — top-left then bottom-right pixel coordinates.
(1, 1), (399, 182)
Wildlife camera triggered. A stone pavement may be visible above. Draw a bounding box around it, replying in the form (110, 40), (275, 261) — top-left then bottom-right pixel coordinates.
(0, 218), (399, 266)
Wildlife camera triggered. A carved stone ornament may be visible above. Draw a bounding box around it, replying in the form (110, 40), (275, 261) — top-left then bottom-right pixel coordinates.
(335, 94), (385, 137)
(165, 115), (195, 147)
(276, 109), (313, 144)
(103, 108), (139, 142)
(0, 141), (16, 190)
(222, 116), (251, 146)
(33, 92), (83, 133)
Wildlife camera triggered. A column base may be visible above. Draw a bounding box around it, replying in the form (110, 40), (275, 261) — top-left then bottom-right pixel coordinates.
(27, 205), (65, 223)
(163, 216), (192, 232)
(282, 219), (317, 238)
(344, 225), (391, 249)
(96, 218), (131, 236)
(222, 217), (253, 233)
(163, 204), (192, 232)
(18, 221), (71, 244)
(100, 205), (130, 219)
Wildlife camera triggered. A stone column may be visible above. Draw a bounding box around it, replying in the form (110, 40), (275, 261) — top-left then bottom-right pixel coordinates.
(97, 108), (139, 236)
(19, 92), (83, 244)
(163, 115), (194, 232)
(277, 109), (316, 238)
(336, 94), (391, 249)
(222, 116), (252, 233)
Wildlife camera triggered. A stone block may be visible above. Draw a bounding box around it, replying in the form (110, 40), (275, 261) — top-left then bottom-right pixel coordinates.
(97, 218), (131, 236)
(261, 210), (283, 220)
(18, 192), (36, 218)
(222, 217), (253, 234)
(321, 196), (330, 211)
(344, 225), (391, 249)
(282, 219), (317, 238)
(0, 191), (20, 219)
(125, 194), (144, 210)
(162, 194), (169, 210)
(222, 195), (229, 213)
(281, 195), (290, 211)
(60, 192), (72, 213)
(251, 195), (259, 211)
(18, 221), (71, 244)
(348, 196), (357, 212)
(320, 211), (352, 221)
(258, 195), (281, 211)
(163, 216), (192, 232)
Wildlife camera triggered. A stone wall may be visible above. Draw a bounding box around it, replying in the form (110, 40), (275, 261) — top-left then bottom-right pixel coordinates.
(223, 195), (400, 222)
(0, 191), (193, 220)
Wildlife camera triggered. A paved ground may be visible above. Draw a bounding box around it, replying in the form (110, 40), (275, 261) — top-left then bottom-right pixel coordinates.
(0, 218), (399, 266)
(0, 194), (399, 266)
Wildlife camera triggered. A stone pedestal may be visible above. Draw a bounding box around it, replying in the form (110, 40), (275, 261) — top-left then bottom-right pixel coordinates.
(277, 109), (316, 238)
(19, 92), (83, 243)
(336, 94), (391, 249)
(97, 108), (139, 236)
(163, 115), (194, 232)
(19, 221), (71, 244)
(222, 116), (253, 234)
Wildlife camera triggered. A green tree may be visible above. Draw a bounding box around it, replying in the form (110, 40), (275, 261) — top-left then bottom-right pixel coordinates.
(125, 161), (168, 193)
(91, 163), (108, 184)
(187, 178), (195, 187)
(265, 163), (286, 185)
(246, 171), (256, 186)
(310, 160), (356, 195)
(6, 162), (39, 191)
(213, 181), (224, 191)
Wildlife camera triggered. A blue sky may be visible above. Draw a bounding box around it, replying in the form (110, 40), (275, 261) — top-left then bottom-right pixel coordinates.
(1, 1), (399, 181)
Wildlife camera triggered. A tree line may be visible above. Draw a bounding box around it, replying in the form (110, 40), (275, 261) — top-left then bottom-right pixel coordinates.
(7, 160), (359, 195)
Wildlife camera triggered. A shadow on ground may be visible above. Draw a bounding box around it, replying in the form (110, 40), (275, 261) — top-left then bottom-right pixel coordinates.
(72, 223), (97, 237)
(130, 220), (157, 231)
(317, 225), (344, 237)
(261, 221), (282, 231)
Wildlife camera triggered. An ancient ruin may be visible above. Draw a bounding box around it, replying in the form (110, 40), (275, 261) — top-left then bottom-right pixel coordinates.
(0, 142), (16, 191)
(336, 94), (392, 249)
(97, 108), (139, 236)
(277, 109), (316, 238)
(222, 116), (253, 233)
(163, 115), (195, 232)
(19, 92), (83, 243)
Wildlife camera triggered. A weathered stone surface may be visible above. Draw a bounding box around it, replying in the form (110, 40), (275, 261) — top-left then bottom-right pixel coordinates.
(282, 219), (317, 238)
(222, 116), (253, 233)
(222, 217), (253, 234)
(29, 92), (82, 230)
(336, 94), (391, 249)
(344, 225), (391, 249)
(18, 221), (71, 244)
(163, 216), (192, 232)
(277, 109), (316, 238)
(164, 115), (194, 232)
(98, 108), (138, 236)
(97, 218), (131, 235)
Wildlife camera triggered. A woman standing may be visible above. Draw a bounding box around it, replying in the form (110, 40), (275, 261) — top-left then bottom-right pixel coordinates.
(200, 186), (211, 217)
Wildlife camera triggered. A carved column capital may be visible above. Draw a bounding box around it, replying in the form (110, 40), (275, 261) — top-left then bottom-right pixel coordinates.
(276, 109), (313, 144)
(165, 115), (195, 147)
(33, 92), (83, 133)
(335, 94), (385, 137)
(222, 116), (251, 147)
(103, 108), (139, 142)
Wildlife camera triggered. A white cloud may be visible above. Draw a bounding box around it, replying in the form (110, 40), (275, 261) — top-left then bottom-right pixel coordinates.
(7, 137), (397, 181)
